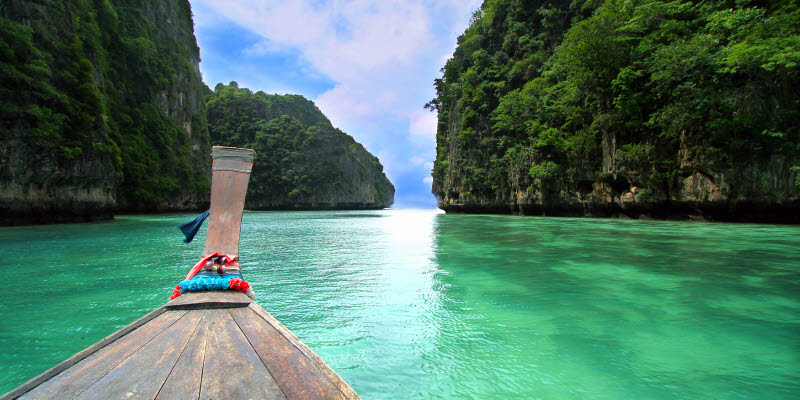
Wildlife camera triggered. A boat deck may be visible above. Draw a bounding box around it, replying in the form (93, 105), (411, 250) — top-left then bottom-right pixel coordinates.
(4, 292), (359, 400)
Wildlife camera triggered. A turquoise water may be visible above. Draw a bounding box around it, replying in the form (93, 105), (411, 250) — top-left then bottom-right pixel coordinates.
(1, 210), (798, 399)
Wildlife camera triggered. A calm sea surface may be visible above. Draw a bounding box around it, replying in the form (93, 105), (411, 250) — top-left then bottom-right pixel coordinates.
(1, 210), (798, 399)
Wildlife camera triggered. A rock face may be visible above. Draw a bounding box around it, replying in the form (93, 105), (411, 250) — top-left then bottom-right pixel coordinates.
(114, 0), (212, 212)
(206, 83), (394, 210)
(0, 144), (117, 224)
(0, 0), (211, 225)
(0, 1), (393, 225)
(435, 125), (800, 222)
(430, 0), (800, 223)
(246, 122), (396, 210)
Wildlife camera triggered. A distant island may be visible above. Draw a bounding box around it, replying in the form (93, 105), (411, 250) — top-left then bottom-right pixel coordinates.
(207, 83), (394, 211)
(429, 0), (799, 223)
(0, 0), (392, 225)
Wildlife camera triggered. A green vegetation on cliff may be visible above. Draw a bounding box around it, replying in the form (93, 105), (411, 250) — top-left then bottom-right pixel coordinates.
(429, 0), (800, 220)
(206, 83), (394, 209)
(1, 0), (209, 221)
(0, 0), (393, 223)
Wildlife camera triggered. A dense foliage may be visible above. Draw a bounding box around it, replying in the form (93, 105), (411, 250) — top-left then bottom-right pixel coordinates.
(1, 0), (392, 220)
(429, 0), (799, 208)
(0, 0), (210, 209)
(206, 83), (394, 209)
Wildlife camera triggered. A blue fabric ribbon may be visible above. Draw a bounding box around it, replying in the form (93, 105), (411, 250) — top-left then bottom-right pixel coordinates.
(178, 210), (210, 243)
(179, 276), (232, 293)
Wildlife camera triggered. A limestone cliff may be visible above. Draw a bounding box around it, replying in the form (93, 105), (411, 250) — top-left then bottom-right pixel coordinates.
(0, 0), (210, 224)
(247, 121), (396, 210)
(430, 0), (800, 223)
(435, 118), (800, 222)
(207, 82), (394, 210)
(1, 0), (392, 225)
(206, 83), (394, 210)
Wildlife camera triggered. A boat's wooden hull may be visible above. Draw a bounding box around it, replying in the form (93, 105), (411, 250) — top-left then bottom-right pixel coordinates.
(2, 292), (360, 400)
(2, 147), (359, 399)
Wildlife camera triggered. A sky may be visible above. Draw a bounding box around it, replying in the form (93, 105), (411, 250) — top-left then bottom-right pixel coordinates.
(189, 0), (482, 208)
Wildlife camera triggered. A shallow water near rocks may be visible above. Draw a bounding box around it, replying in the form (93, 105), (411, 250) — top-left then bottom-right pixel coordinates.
(1, 210), (798, 399)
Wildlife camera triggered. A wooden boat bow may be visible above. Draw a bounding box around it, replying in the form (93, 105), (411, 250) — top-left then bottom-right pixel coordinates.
(203, 146), (254, 260)
(2, 147), (361, 400)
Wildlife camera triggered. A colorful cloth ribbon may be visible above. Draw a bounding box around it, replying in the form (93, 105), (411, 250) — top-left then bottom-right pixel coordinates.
(169, 253), (254, 300)
(170, 276), (253, 300)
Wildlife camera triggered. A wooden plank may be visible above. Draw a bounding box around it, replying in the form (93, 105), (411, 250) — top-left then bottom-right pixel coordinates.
(155, 310), (214, 400)
(203, 167), (251, 258)
(17, 310), (187, 400)
(73, 310), (205, 399)
(199, 309), (286, 400)
(229, 308), (350, 400)
(166, 291), (252, 310)
(246, 303), (361, 400)
(202, 146), (255, 259)
(1, 307), (168, 400)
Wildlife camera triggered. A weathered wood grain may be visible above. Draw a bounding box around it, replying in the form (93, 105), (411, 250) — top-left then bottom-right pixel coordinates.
(0, 306), (168, 400)
(202, 146), (255, 259)
(1, 145), (362, 400)
(73, 311), (204, 399)
(199, 309), (286, 400)
(17, 310), (187, 400)
(155, 310), (213, 400)
(166, 291), (252, 310)
(6, 302), (360, 400)
(246, 303), (361, 400)
(229, 307), (349, 400)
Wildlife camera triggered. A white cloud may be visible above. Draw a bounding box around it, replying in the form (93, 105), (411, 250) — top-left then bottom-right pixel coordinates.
(201, 0), (436, 79)
(409, 156), (425, 166)
(423, 176), (433, 185)
(315, 85), (375, 126)
(192, 0), (480, 207)
(242, 39), (283, 56)
(195, 0), (476, 132)
(408, 109), (438, 140)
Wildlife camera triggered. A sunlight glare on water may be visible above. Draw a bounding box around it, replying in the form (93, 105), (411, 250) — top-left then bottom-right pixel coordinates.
(1, 209), (798, 399)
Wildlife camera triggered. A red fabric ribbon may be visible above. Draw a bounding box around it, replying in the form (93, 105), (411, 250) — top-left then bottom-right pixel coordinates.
(169, 253), (251, 300)
(170, 285), (183, 300)
(228, 278), (251, 292)
(184, 252), (234, 281)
